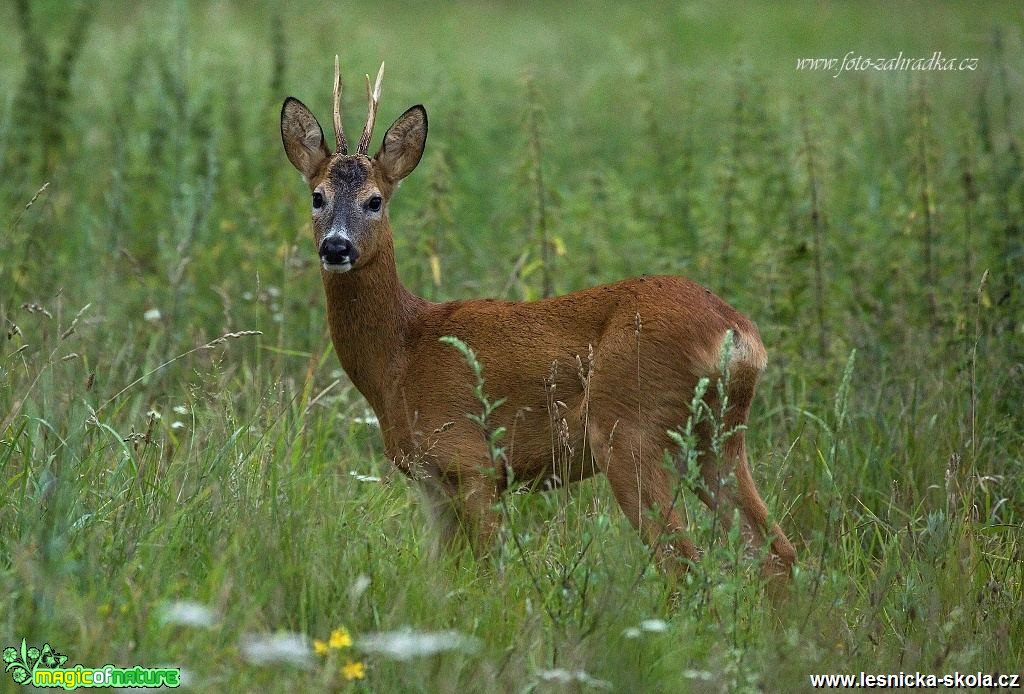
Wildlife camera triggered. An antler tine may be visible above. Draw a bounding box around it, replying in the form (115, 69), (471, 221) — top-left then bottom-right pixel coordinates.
(357, 62), (385, 155)
(333, 55), (348, 155)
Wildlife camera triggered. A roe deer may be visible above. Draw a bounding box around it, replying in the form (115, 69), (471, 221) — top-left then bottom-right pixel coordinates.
(280, 58), (796, 582)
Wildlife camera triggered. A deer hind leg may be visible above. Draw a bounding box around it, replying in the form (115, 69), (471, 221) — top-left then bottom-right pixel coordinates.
(694, 365), (796, 580)
(588, 420), (699, 582)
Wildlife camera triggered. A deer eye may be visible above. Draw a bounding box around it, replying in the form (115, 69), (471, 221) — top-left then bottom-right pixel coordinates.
(366, 195), (382, 212)
(312, 191), (325, 209)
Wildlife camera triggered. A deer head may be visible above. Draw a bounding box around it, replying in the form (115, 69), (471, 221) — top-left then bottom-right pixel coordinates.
(280, 58), (427, 274)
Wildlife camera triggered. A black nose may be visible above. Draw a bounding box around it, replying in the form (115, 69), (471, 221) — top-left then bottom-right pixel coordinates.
(319, 236), (359, 265)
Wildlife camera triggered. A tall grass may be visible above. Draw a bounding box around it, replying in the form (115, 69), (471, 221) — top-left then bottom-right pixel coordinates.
(1, 1), (1022, 690)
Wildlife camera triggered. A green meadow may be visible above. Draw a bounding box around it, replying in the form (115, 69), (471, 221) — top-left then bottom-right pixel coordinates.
(2, 1), (1022, 690)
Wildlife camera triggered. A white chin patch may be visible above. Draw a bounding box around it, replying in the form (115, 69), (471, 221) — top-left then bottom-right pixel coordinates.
(321, 261), (352, 274)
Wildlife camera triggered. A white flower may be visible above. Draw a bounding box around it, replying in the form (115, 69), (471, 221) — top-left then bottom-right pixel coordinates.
(143, 309), (162, 323)
(171, 421), (186, 430)
(240, 632), (313, 668)
(624, 618), (668, 638)
(159, 601), (216, 628)
(357, 629), (479, 660)
(350, 574), (371, 601)
(682, 669), (715, 681)
(640, 619), (668, 633)
(172, 405), (188, 415)
(536, 669), (612, 690)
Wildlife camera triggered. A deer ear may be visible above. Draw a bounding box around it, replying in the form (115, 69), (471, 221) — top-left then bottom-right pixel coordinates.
(281, 97), (331, 182)
(374, 105), (427, 183)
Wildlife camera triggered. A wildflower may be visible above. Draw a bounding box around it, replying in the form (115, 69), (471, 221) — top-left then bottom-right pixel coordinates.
(313, 640), (329, 656)
(536, 669), (611, 690)
(624, 619), (668, 638)
(341, 660), (366, 681)
(349, 575), (371, 601)
(159, 600), (216, 628)
(357, 628), (479, 660)
(329, 627), (353, 649)
(640, 619), (668, 633)
(143, 308), (162, 323)
(682, 669), (714, 681)
(240, 632), (313, 668)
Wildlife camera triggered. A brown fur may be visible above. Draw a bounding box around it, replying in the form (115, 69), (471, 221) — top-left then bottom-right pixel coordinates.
(280, 87), (796, 582)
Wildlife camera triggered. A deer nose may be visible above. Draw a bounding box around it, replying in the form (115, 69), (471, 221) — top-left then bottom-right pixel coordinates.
(319, 235), (359, 266)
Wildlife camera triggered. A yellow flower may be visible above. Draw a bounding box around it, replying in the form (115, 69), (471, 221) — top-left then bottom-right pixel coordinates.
(341, 660), (365, 681)
(329, 628), (353, 650)
(313, 640), (329, 656)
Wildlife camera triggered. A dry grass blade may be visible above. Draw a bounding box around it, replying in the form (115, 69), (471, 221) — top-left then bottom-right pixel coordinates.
(94, 330), (262, 415)
(12, 181), (50, 230)
(0, 303), (91, 434)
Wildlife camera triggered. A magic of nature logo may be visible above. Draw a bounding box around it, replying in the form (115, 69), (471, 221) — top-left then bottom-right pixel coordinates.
(3, 639), (180, 689)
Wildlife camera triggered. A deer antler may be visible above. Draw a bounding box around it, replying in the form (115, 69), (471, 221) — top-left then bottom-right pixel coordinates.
(333, 55), (348, 155)
(357, 62), (385, 155)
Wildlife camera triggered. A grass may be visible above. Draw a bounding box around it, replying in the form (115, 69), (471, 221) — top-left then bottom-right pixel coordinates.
(2, 1), (1023, 690)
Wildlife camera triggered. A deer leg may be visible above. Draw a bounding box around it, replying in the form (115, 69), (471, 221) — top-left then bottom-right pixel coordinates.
(418, 466), (501, 562)
(695, 393), (796, 580)
(454, 472), (502, 559)
(418, 478), (467, 560)
(697, 435), (796, 579)
(589, 421), (699, 582)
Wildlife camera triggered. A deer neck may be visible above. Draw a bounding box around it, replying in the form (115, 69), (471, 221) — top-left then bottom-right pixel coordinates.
(321, 231), (423, 415)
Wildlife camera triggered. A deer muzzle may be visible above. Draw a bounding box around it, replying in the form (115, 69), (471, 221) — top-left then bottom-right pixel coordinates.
(319, 234), (359, 273)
